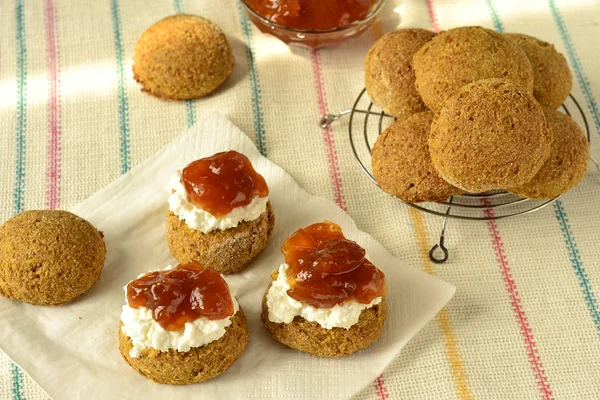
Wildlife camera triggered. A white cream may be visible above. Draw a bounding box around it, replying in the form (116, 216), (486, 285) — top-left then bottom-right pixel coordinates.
(120, 266), (239, 358)
(167, 171), (268, 234)
(266, 264), (382, 330)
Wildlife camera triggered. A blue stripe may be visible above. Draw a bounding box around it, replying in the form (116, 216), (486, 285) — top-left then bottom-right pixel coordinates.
(10, 362), (25, 400)
(110, 0), (131, 174)
(173, 0), (196, 128)
(549, 0), (600, 134)
(236, 3), (267, 156)
(484, 0), (504, 33)
(14, 0), (27, 215)
(554, 202), (600, 336)
(484, 0), (600, 337)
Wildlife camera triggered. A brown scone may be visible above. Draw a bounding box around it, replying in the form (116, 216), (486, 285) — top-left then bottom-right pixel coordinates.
(510, 108), (589, 198)
(364, 29), (436, 119)
(0, 210), (106, 306)
(371, 111), (463, 203)
(261, 279), (386, 358)
(119, 307), (248, 385)
(504, 33), (572, 109)
(133, 14), (234, 100)
(413, 26), (533, 111)
(429, 79), (552, 193)
(166, 201), (275, 274)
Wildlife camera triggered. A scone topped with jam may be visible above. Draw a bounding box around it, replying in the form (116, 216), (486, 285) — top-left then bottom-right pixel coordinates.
(166, 151), (275, 274)
(262, 221), (387, 358)
(119, 261), (248, 385)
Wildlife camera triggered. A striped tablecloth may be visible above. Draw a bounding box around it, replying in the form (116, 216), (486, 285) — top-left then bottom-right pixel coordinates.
(1, 0), (599, 399)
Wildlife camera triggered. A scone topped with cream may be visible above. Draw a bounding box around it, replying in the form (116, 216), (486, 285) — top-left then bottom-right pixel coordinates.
(262, 221), (387, 358)
(166, 150), (275, 274)
(119, 261), (248, 385)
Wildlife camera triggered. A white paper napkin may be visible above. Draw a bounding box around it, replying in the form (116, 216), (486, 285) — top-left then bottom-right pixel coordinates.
(0, 113), (455, 400)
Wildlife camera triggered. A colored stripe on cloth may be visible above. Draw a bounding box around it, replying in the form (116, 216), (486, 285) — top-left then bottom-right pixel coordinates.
(425, 0), (440, 33)
(554, 202), (600, 336)
(10, 362), (24, 400)
(373, 375), (389, 400)
(44, 0), (62, 210)
(481, 200), (554, 399)
(110, 0), (131, 174)
(484, 0), (504, 33)
(549, 0), (600, 133)
(310, 49), (348, 211)
(421, 3), (474, 399)
(173, 0), (197, 128)
(236, 4), (267, 156)
(409, 209), (474, 400)
(14, 0), (27, 215)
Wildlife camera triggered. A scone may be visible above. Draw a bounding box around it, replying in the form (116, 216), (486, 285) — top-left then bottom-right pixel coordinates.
(133, 14), (234, 100)
(413, 26), (533, 111)
(504, 33), (572, 109)
(429, 79), (552, 193)
(371, 111), (463, 203)
(364, 29), (436, 119)
(166, 151), (275, 274)
(510, 108), (589, 198)
(0, 210), (106, 306)
(119, 261), (248, 384)
(262, 221), (387, 358)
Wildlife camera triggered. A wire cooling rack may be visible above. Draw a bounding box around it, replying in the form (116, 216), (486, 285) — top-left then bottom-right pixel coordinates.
(320, 89), (598, 263)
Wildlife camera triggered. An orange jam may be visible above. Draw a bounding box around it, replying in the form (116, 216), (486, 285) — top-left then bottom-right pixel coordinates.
(181, 150), (268, 217)
(245, 0), (376, 31)
(126, 261), (234, 331)
(282, 221), (386, 308)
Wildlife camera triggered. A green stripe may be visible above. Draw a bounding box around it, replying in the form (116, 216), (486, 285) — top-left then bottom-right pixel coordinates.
(10, 362), (25, 400)
(485, 0), (504, 33)
(110, 0), (131, 174)
(174, 0), (184, 13)
(236, 3), (267, 156)
(14, 0), (27, 215)
(549, 0), (600, 133)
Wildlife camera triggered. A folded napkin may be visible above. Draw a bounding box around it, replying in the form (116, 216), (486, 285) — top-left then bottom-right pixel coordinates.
(0, 113), (455, 400)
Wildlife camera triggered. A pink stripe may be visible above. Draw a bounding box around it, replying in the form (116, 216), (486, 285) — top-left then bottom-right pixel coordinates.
(425, 0), (441, 33)
(310, 49), (348, 212)
(481, 200), (554, 399)
(374, 374), (390, 399)
(44, 0), (62, 210)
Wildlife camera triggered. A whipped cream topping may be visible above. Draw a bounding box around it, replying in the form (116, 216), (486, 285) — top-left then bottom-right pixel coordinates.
(168, 170), (268, 234)
(266, 264), (382, 330)
(120, 266), (239, 358)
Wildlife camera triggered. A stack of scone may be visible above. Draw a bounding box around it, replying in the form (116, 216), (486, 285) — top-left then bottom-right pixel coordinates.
(366, 26), (589, 202)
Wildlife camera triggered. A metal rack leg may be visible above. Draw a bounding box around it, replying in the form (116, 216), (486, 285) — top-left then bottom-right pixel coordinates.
(429, 197), (453, 264)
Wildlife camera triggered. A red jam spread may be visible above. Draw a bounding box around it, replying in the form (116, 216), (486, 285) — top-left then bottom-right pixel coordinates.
(245, 0), (376, 31)
(181, 150), (268, 217)
(282, 221), (386, 308)
(126, 261), (234, 331)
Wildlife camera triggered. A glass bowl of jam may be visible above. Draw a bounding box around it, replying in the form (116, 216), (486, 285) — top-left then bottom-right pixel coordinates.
(240, 0), (385, 48)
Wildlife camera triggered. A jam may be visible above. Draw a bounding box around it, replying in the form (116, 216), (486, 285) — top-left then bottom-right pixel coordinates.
(181, 150), (269, 217)
(282, 221), (386, 308)
(126, 261), (234, 331)
(245, 0), (376, 31)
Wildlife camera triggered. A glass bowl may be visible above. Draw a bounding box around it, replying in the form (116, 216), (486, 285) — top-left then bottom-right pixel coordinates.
(239, 0), (386, 49)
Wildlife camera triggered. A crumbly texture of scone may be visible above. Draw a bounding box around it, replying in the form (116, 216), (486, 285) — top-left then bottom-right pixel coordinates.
(133, 14), (234, 100)
(261, 278), (386, 358)
(0, 210), (106, 306)
(413, 26), (533, 111)
(166, 201), (275, 274)
(510, 108), (589, 198)
(371, 111), (463, 203)
(429, 79), (552, 193)
(119, 307), (248, 385)
(504, 33), (572, 109)
(364, 29), (436, 119)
